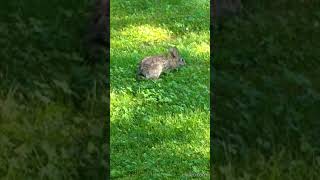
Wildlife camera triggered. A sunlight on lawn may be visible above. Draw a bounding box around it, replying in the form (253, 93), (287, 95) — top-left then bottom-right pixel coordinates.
(120, 24), (172, 43)
(193, 42), (210, 56)
(110, 91), (136, 123)
(111, 27), (210, 64)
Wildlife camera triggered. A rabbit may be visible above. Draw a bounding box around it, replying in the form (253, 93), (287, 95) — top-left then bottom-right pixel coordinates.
(137, 47), (186, 79)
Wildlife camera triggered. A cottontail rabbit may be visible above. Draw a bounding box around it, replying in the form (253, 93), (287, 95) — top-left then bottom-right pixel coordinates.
(137, 47), (186, 79)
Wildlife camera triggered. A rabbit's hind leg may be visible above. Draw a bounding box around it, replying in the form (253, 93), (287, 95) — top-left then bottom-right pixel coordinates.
(146, 70), (162, 79)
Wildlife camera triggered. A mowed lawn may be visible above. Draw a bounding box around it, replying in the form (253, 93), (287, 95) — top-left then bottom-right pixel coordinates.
(110, 0), (210, 179)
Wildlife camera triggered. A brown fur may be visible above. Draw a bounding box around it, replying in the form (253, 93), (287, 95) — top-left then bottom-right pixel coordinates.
(137, 47), (186, 79)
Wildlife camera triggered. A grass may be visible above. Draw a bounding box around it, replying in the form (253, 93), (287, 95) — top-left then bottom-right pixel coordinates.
(110, 0), (210, 179)
(0, 0), (108, 179)
(213, 0), (320, 179)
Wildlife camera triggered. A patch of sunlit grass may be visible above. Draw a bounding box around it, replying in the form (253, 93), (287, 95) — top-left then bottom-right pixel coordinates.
(110, 91), (137, 123)
(120, 24), (172, 43)
(191, 42), (210, 57)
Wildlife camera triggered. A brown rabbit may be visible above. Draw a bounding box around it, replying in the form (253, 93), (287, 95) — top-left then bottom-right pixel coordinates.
(137, 47), (186, 79)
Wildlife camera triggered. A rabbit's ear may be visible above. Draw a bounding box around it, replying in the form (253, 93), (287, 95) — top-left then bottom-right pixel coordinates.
(169, 47), (179, 58)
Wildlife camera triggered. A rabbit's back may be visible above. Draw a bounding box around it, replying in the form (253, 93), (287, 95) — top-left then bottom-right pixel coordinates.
(138, 56), (167, 79)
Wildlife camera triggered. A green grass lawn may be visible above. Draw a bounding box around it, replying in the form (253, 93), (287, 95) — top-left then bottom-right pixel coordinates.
(213, 1), (320, 179)
(110, 0), (210, 179)
(0, 1), (108, 179)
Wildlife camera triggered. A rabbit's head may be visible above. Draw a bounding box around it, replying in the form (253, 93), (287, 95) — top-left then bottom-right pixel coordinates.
(168, 47), (186, 67)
